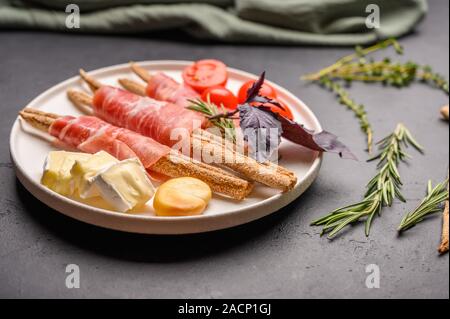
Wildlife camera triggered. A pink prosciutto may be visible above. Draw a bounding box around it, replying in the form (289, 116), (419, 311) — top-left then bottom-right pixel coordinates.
(49, 115), (171, 168)
(93, 86), (207, 147)
(146, 72), (199, 107)
(145, 72), (242, 129)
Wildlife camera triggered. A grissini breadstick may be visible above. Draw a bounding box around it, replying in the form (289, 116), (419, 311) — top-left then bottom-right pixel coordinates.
(441, 105), (449, 121)
(74, 70), (297, 191)
(438, 173), (449, 254)
(118, 78), (147, 96)
(130, 61), (152, 82)
(19, 108), (253, 200)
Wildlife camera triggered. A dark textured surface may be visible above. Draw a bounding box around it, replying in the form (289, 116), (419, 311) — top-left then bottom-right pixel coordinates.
(0, 1), (448, 299)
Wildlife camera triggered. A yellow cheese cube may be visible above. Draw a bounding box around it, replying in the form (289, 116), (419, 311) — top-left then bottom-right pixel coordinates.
(41, 151), (90, 196)
(153, 177), (212, 216)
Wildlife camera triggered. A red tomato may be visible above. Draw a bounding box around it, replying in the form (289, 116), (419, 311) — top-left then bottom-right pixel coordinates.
(182, 59), (228, 93)
(253, 100), (294, 120)
(202, 86), (238, 110)
(237, 80), (278, 103)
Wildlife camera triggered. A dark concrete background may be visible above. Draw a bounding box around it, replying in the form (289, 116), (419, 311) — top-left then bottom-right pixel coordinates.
(0, 1), (448, 299)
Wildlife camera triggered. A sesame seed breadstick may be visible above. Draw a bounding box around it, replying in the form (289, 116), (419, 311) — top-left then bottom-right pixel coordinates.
(441, 105), (449, 121)
(79, 69), (102, 92)
(438, 174), (449, 254)
(67, 89), (94, 114)
(191, 132), (297, 191)
(130, 62), (152, 82)
(19, 108), (253, 200)
(118, 78), (147, 96)
(18, 108), (58, 131)
(196, 128), (296, 179)
(154, 151), (253, 200)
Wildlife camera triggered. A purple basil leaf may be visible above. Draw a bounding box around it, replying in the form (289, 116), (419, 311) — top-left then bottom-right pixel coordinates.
(239, 71), (356, 160)
(245, 71), (266, 103)
(244, 72), (285, 110)
(277, 116), (358, 160)
(250, 95), (285, 110)
(238, 103), (283, 162)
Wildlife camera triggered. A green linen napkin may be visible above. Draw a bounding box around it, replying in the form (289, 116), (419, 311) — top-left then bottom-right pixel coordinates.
(0, 0), (428, 45)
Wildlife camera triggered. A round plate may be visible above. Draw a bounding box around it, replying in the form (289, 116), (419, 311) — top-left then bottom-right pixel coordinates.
(10, 61), (322, 234)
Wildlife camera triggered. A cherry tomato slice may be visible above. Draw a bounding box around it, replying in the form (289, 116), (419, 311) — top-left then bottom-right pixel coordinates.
(253, 100), (294, 120)
(238, 80), (278, 103)
(182, 59), (228, 93)
(202, 86), (238, 110)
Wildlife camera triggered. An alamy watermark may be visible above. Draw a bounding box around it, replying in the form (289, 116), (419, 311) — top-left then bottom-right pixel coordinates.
(65, 4), (80, 29)
(168, 126), (281, 172)
(65, 264), (80, 289)
(366, 4), (381, 29)
(65, 4), (381, 30)
(365, 264), (380, 289)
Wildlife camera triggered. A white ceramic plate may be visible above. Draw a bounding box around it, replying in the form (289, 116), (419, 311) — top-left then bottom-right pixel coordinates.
(10, 61), (322, 234)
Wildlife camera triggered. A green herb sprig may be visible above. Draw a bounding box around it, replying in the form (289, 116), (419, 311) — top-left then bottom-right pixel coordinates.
(319, 76), (373, 152)
(325, 61), (449, 94)
(398, 179), (449, 232)
(302, 38), (403, 81)
(187, 98), (237, 142)
(303, 38), (449, 152)
(311, 123), (423, 238)
(419, 66), (450, 94)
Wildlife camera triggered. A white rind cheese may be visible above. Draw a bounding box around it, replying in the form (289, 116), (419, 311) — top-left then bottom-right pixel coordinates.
(41, 151), (154, 213)
(70, 151), (119, 199)
(92, 158), (155, 212)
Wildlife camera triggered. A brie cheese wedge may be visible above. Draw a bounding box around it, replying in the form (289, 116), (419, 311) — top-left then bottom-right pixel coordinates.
(70, 151), (119, 199)
(91, 158), (155, 212)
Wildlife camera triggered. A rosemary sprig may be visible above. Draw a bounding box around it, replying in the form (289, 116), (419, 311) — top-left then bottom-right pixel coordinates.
(187, 98), (236, 142)
(398, 179), (449, 232)
(319, 76), (373, 152)
(311, 123), (423, 238)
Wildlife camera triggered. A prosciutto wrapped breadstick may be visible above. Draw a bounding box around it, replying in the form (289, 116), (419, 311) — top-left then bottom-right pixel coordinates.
(123, 63), (199, 108)
(19, 108), (253, 200)
(69, 70), (297, 192)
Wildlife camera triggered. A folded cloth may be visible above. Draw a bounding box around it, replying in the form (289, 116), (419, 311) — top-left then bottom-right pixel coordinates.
(0, 0), (428, 45)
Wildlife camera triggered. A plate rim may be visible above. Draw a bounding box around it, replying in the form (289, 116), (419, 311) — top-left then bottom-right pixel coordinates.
(9, 60), (323, 233)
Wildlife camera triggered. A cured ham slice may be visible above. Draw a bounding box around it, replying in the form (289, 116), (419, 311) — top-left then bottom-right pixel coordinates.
(92, 86), (206, 147)
(142, 72), (244, 127)
(49, 115), (171, 168)
(146, 72), (199, 107)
